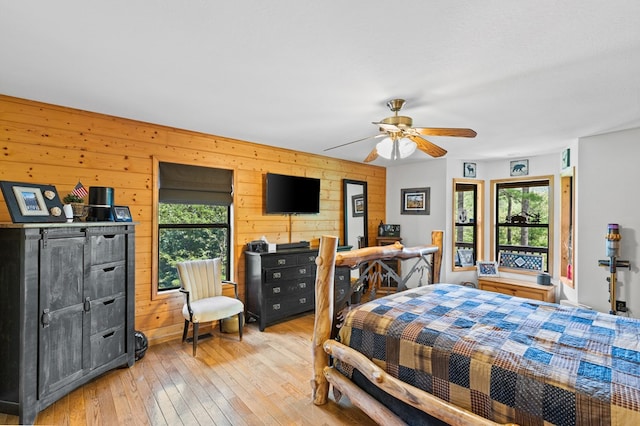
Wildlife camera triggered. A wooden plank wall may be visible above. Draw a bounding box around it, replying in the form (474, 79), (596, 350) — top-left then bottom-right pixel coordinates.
(0, 95), (386, 342)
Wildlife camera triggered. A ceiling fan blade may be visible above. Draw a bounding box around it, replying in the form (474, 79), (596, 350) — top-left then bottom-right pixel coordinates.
(372, 121), (401, 132)
(364, 147), (379, 163)
(413, 127), (477, 138)
(408, 135), (447, 158)
(324, 134), (384, 151)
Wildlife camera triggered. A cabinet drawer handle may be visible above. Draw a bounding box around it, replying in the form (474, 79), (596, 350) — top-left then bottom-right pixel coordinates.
(103, 234), (116, 239)
(84, 297), (91, 312)
(272, 272), (282, 279)
(273, 303), (281, 310)
(277, 259), (286, 265)
(298, 268), (307, 274)
(102, 331), (115, 339)
(337, 275), (345, 281)
(103, 266), (116, 272)
(103, 298), (116, 306)
(272, 287), (281, 294)
(298, 282), (306, 289)
(299, 297), (306, 304)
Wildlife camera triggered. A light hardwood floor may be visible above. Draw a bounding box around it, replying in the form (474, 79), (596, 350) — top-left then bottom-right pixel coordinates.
(0, 314), (377, 426)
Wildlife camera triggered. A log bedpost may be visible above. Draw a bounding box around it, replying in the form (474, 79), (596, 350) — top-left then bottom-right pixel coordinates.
(311, 235), (338, 405)
(431, 230), (443, 284)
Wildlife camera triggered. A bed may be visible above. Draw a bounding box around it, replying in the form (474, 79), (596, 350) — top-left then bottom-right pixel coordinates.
(311, 231), (640, 425)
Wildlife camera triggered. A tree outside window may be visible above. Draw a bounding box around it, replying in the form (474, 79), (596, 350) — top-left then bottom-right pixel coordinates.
(494, 178), (551, 272)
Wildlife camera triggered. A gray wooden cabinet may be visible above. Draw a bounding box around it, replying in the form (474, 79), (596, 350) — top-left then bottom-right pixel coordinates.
(0, 223), (135, 424)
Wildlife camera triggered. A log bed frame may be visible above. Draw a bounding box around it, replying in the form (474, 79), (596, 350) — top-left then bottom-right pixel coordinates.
(311, 230), (515, 426)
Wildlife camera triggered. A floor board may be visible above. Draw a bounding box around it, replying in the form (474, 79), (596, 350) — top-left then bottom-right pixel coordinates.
(5, 313), (377, 426)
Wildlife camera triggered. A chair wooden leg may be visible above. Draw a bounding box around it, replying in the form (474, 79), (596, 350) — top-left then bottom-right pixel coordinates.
(238, 312), (243, 341)
(182, 319), (189, 343)
(192, 322), (199, 357)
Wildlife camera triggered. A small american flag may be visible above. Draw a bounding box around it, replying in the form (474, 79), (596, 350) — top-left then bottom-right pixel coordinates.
(71, 181), (88, 198)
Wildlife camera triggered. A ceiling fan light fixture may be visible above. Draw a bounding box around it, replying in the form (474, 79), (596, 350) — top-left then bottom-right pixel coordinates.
(376, 137), (416, 160)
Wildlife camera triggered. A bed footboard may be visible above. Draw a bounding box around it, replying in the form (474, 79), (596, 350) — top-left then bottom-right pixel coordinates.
(311, 230), (516, 426)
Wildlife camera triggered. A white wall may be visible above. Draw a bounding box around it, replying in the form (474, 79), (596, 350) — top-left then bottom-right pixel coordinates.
(386, 129), (640, 318)
(385, 159), (447, 287)
(577, 127), (640, 316)
(386, 152), (570, 295)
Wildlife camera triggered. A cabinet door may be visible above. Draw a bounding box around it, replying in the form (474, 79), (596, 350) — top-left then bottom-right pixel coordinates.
(38, 235), (88, 397)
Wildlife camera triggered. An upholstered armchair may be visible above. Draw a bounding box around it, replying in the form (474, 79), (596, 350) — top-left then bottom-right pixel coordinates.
(176, 258), (244, 356)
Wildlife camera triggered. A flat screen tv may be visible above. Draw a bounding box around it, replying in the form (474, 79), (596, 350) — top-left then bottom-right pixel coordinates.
(265, 173), (320, 214)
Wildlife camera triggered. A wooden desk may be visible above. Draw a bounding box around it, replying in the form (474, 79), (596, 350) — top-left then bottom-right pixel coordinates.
(478, 276), (555, 303)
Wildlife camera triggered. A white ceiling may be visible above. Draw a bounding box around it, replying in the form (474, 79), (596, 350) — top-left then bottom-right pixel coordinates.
(2, 1), (640, 165)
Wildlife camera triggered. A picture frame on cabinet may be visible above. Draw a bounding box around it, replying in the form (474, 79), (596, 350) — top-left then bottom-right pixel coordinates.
(0, 180), (66, 223)
(401, 187), (430, 215)
(477, 260), (500, 277)
(463, 162), (477, 178)
(112, 205), (133, 222)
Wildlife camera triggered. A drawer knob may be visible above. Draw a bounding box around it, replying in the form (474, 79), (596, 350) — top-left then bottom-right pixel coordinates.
(273, 303), (281, 310)
(273, 287), (281, 294)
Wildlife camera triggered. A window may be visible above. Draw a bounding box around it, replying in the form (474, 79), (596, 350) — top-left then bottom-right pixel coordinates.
(492, 176), (553, 273)
(158, 204), (230, 291)
(156, 162), (233, 292)
(452, 178), (484, 271)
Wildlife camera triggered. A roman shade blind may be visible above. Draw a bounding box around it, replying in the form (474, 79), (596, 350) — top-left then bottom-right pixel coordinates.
(159, 162), (233, 205)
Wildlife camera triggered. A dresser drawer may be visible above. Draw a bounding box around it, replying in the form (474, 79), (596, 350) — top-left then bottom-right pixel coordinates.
(260, 254), (298, 269)
(87, 262), (126, 299)
(90, 326), (126, 369)
(265, 278), (313, 298)
(265, 294), (314, 320)
(264, 264), (314, 282)
(91, 295), (126, 334)
(90, 233), (126, 264)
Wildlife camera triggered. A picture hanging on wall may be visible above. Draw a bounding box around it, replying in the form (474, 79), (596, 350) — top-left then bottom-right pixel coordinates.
(351, 194), (364, 217)
(463, 162), (477, 178)
(562, 148), (570, 169)
(401, 187), (430, 215)
(510, 159), (529, 176)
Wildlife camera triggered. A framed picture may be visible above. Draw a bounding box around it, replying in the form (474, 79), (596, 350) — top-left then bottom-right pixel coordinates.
(112, 205), (133, 222)
(457, 248), (475, 267)
(463, 162), (476, 178)
(562, 148), (570, 169)
(510, 159), (529, 176)
(0, 181), (66, 223)
(401, 187), (430, 215)
(477, 260), (499, 277)
(351, 194), (364, 217)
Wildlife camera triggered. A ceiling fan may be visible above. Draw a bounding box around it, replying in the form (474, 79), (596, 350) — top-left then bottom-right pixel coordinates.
(325, 99), (477, 162)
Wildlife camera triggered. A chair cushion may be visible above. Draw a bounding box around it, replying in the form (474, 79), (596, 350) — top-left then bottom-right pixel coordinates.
(183, 296), (244, 323)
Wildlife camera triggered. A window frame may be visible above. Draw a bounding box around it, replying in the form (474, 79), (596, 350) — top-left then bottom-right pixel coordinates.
(151, 157), (234, 300)
(452, 178), (484, 271)
(490, 175), (554, 275)
(157, 206), (231, 292)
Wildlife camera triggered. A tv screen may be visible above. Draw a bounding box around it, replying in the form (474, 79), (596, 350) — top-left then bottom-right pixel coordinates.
(265, 173), (320, 214)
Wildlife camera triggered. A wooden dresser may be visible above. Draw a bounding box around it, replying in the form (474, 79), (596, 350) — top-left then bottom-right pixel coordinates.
(478, 276), (555, 303)
(245, 248), (351, 331)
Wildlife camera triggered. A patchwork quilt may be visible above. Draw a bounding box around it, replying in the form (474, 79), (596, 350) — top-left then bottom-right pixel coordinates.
(336, 284), (640, 425)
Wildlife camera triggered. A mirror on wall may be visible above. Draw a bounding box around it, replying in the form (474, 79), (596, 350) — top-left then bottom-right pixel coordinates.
(452, 178), (484, 271)
(343, 179), (368, 249)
